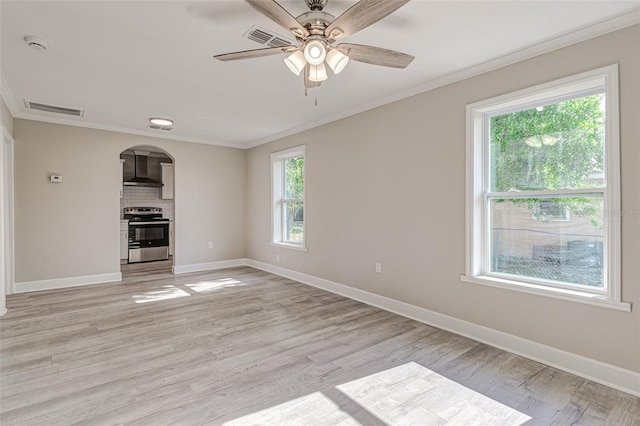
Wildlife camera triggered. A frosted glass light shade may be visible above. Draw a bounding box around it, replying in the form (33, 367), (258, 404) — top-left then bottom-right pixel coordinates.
(326, 49), (349, 74)
(308, 63), (327, 82)
(304, 40), (326, 66)
(284, 50), (306, 76)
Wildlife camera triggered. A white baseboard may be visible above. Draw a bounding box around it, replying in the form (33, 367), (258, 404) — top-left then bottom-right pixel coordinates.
(15, 272), (122, 293)
(245, 259), (640, 397)
(172, 258), (246, 275)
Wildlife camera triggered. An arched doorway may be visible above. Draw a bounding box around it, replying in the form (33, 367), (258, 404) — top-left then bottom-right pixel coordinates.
(119, 145), (175, 277)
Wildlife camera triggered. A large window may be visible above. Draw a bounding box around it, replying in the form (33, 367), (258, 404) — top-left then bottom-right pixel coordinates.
(271, 146), (306, 250)
(464, 65), (628, 311)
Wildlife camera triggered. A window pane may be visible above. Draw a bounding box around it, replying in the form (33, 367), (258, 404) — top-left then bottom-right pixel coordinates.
(283, 201), (303, 244)
(489, 196), (604, 289)
(285, 156), (304, 199)
(490, 93), (605, 192)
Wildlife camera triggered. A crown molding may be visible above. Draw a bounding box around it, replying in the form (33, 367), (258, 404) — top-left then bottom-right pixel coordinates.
(244, 10), (640, 149)
(9, 110), (246, 149)
(1, 71), (244, 149)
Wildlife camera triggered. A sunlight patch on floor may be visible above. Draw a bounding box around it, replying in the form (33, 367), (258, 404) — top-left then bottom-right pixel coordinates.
(132, 285), (191, 304)
(185, 278), (247, 293)
(223, 362), (530, 425)
(223, 391), (360, 426)
(336, 362), (531, 425)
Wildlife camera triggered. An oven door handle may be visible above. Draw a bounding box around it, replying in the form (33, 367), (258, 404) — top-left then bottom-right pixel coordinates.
(129, 221), (170, 226)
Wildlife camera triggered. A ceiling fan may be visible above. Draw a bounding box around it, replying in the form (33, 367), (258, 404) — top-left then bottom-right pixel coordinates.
(214, 0), (415, 90)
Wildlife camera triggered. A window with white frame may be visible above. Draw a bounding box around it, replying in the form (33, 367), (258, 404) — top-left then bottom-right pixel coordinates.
(463, 65), (628, 310)
(271, 146), (306, 249)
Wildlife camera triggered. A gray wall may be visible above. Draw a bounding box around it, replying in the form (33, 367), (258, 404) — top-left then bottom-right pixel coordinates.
(1, 97), (12, 135)
(246, 26), (640, 372)
(14, 120), (246, 282)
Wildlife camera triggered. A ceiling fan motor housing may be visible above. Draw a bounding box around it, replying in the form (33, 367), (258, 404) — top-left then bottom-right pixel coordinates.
(297, 11), (334, 38)
(306, 0), (328, 11)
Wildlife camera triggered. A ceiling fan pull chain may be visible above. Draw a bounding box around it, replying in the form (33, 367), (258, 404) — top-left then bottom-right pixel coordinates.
(315, 97), (318, 107)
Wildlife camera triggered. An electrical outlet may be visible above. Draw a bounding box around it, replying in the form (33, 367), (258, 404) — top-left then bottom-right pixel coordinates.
(208, 242), (213, 249)
(375, 263), (382, 274)
(276, 254), (280, 262)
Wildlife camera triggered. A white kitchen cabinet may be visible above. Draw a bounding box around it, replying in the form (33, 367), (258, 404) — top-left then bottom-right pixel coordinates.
(120, 220), (129, 260)
(161, 163), (174, 200)
(169, 221), (174, 256)
(119, 159), (126, 198)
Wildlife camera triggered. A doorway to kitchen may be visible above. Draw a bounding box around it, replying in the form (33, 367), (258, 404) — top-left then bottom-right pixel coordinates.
(119, 145), (174, 279)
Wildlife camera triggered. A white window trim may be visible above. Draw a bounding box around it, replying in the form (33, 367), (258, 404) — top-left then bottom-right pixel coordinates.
(463, 64), (629, 312)
(271, 145), (307, 251)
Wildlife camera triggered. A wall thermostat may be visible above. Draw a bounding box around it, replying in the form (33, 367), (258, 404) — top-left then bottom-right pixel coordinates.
(50, 175), (63, 183)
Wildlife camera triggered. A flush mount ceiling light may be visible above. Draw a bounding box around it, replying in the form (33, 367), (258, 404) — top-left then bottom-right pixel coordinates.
(213, 0), (415, 92)
(24, 35), (49, 51)
(149, 117), (174, 127)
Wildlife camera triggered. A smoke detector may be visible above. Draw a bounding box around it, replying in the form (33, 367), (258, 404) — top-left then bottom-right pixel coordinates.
(24, 35), (49, 51)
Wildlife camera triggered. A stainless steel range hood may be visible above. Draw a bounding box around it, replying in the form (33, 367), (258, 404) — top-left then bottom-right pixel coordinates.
(123, 151), (163, 188)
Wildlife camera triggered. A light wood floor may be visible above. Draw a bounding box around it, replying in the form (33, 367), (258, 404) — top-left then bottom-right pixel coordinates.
(1, 266), (638, 425)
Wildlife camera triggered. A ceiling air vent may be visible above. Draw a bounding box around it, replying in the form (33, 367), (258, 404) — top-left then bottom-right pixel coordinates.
(24, 100), (85, 117)
(245, 26), (293, 48)
(149, 124), (172, 131)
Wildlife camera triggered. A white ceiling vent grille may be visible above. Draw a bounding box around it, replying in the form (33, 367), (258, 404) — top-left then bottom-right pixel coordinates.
(24, 100), (85, 117)
(149, 124), (172, 131)
(244, 26), (293, 48)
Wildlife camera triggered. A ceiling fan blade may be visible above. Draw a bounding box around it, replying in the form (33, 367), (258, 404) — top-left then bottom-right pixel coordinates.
(337, 43), (414, 69)
(214, 46), (295, 61)
(245, 0), (309, 39)
(304, 64), (322, 89)
(325, 0), (411, 41)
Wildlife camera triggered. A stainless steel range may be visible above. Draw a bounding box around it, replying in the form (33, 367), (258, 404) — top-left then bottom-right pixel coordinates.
(124, 207), (170, 263)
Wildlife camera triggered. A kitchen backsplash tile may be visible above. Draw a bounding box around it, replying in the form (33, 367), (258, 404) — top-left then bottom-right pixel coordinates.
(121, 186), (174, 220)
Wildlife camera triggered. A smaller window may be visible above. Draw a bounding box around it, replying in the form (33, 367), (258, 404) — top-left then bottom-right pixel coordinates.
(271, 146), (306, 250)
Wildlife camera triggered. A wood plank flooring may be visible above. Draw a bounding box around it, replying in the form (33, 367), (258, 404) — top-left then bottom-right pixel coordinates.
(1, 266), (638, 425)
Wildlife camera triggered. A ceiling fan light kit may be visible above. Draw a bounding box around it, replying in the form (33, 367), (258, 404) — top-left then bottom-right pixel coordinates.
(285, 50), (306, 75)
(308, 63), (328, 82)
(303, 39), (327, 65)
(214, 0), (414, 91)
(326, 48), (349, 74)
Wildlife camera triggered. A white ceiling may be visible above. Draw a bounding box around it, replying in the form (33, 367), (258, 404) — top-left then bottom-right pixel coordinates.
(2, 1), (639, 149)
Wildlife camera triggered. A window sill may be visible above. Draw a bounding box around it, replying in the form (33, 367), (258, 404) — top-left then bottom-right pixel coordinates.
(460, 274), (631, 312)
(270, 242), (308, 252)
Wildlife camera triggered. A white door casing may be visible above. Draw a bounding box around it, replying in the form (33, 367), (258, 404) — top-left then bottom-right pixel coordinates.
(2, 125), (15, 315)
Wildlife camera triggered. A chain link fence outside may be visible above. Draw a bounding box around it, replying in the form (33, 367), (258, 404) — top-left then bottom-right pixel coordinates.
(491, 228), (603, 288)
